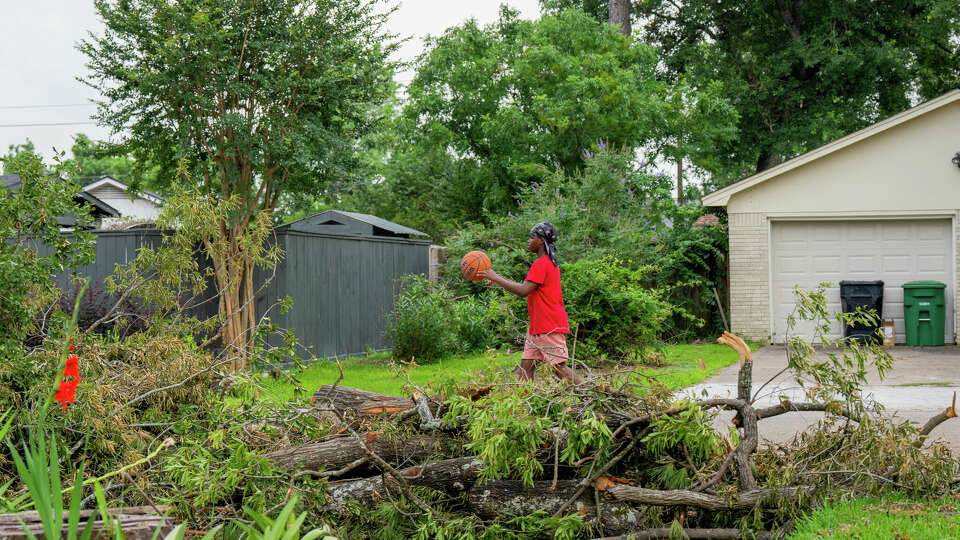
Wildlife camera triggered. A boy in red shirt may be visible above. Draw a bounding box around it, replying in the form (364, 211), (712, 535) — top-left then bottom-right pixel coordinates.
(478, 222), (581, 384)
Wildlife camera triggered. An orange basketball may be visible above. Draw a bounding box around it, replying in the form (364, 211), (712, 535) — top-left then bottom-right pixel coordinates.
(460, 250), (491, 281)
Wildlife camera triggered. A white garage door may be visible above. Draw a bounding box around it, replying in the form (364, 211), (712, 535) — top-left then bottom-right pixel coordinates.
(771, 219), (954, 344)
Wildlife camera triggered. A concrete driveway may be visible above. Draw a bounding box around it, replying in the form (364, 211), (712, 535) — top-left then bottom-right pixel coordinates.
(684, 345), (960, 454)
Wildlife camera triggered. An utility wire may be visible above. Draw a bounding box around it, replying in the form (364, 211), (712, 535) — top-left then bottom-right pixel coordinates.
(0, 103), (95, 110)
(0, 121), (98, 128)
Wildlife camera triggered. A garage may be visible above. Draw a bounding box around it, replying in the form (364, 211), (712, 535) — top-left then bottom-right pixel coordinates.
(770, 219), (954, 343)
(702, 90), (960, 344)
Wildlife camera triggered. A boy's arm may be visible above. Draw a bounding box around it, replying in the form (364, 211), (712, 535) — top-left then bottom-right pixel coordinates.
(476, 269), (539, 298)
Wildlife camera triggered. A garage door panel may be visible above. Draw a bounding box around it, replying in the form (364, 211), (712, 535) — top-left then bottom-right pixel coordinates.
(847, 255), (876, 273)
(881, 255), (911, 273)
(813, 256), (842, 275)
(918, 255), (946, 272)
(882, 224), (912, 241)
(771, 220), (953, 344)
(918, 222), (947, 239)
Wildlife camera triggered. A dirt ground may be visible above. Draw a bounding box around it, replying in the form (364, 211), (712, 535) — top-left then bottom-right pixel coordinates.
(685, 345), (960, 455)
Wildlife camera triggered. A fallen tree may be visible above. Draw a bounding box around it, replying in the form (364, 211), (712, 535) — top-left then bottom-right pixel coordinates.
(267, 305), (959, 539)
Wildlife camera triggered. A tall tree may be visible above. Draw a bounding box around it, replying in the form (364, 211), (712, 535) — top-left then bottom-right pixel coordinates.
(633, 0), (960, 184)
(545, 0), (960, 185)
(368, 7), (735, 239)
(80, 0), (397, 367)
(607, 0), (631, 36)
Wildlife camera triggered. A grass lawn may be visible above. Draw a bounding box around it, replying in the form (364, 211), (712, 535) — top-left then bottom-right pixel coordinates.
(789, 493), (960, 539)
(256, 342), (757, 403)
(648, 342), (760, 389)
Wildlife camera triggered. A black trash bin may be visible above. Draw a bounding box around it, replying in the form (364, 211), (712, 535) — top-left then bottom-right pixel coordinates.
(839, 280), (884, 343)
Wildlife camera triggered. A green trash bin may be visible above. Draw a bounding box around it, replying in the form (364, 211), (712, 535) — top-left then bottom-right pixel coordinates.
(902, 280), (946, 346)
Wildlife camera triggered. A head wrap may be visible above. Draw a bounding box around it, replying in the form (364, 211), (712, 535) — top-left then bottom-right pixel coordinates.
(530, 221), (559, 266)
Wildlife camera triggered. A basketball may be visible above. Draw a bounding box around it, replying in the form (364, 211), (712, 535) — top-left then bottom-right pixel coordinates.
(460, 250), (491, 281)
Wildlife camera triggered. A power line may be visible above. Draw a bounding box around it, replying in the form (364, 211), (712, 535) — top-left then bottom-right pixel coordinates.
(0, 121), (98, 128)
(0, 103), (95, 110)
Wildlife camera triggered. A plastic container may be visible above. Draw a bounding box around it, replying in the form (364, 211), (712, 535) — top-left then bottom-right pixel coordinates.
(839, 280), (884, 343)
(902, 280), (946, 346)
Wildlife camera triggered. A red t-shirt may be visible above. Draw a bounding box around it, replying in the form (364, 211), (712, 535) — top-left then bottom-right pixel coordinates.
(524, 255), (570, 335)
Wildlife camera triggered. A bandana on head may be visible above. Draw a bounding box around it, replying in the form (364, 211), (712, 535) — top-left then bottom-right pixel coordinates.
(530, 221), (559, 266)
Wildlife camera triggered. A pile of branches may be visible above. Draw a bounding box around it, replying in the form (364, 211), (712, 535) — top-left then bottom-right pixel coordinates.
(262, 333), (959, 539)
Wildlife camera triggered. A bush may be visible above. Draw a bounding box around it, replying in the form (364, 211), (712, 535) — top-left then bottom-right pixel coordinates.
(387, 276), (495, 362)
(561, 258), (675, 360)
(441, 145), (726, 342)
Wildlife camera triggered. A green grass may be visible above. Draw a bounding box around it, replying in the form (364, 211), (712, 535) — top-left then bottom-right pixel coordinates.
(894, 381), (956, 387)
(257, 350), (519, 402)
(647, 342), (761, 389)
(255, 342), (756, 403)
(788, 493), (960, 539)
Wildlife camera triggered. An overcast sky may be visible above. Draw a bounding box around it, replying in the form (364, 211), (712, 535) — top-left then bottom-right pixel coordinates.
(0, 0), (541, 163)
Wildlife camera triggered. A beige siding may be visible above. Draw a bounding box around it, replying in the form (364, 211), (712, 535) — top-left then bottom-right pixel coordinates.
(728, 213), (770, 342)
(727, 101), (960, 215)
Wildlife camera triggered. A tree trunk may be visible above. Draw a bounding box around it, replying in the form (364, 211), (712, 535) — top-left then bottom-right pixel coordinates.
(266, 431), (444, 472)
(608, 0), (632, 36)
(323, 456), (484, 507)
(312, 385), (425, 416)
(0, 506), (172, 540)
(606, 485), (812, 511)
(756, 151), (781, 173)
(676, 159), (683, 203)
(467, 479), (645, 535)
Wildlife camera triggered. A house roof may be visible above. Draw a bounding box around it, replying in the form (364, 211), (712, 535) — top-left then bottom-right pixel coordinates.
(702, 89), (960, 207)
(2, 173), (120, 219)
(282, 209), (429, 239)
(83, 176), (165, 205)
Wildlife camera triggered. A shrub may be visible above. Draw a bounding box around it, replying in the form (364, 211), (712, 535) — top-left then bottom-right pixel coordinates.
(387, 276), (456, 362)
(451, 295), (495, 353)
(561, 258), (675, 360)
(387, 276), (496, 362)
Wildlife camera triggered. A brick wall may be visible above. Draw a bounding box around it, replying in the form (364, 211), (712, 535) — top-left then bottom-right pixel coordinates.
(728, 213), (770, 342)
(955, 217), (960, 343)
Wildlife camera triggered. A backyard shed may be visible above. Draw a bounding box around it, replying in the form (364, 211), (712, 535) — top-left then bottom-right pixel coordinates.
(58, 210), (430, 361)
(265, 210), (431, 360)
(703, 90), (960, 344)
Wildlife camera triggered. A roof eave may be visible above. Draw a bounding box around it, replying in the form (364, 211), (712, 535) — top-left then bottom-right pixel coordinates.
(700, 89), (960, 208)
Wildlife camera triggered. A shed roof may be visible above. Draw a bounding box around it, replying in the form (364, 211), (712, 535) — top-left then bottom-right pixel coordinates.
(2, 174), (120, 220)
(702, 89), (960, 207)
(282, 209), (429, 239)
(83, 176), (165, 205)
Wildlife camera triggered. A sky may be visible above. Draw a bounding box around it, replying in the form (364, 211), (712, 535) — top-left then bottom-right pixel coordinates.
(0, 0), (542, 163)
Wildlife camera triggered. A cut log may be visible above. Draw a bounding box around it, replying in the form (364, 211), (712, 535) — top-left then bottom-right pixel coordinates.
(324, 456), (484, 507)
(311, 385), (446, 419)
(467, 479), (645, 535)
(267, 431), (444, 472)
(606, 485), (812, 512)
(312, 385), (414, 414)
(0, 506), (172, 540)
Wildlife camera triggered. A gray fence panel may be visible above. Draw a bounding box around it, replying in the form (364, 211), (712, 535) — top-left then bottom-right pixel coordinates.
(52, 228), (429, 364)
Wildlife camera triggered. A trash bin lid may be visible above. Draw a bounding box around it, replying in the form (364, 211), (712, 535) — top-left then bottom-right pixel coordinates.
(902, 280), (946, 289)
(839, 280), (884, 286)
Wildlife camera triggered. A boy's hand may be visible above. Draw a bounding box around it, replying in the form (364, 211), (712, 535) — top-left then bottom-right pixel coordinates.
(476, 269), (499, 287)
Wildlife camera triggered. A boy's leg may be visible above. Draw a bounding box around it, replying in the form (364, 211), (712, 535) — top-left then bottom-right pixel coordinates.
(540, 333), (581, 385)
(519, 334), (543, 383)
(517, 358), (536, 382)
(551, 363), (582, 385)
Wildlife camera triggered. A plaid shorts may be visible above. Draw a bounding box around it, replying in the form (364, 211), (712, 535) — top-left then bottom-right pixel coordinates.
(522, 332), (569, 365)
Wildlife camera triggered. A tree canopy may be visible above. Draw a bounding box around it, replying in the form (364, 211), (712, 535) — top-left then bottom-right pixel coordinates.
(363, 7), (735, 239)
(545, 0), (960, 186)
(80, 0), (399, 366)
